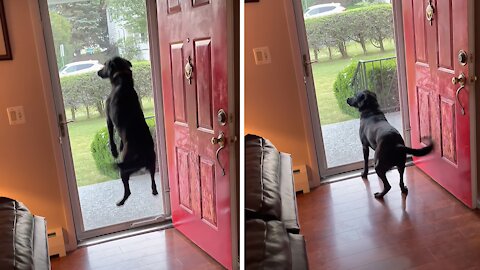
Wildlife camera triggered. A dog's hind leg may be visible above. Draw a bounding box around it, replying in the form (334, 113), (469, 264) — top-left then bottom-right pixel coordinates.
(117, 171), (132, 206)
(147, 155), (158, 195)
(148, 160), (158, 196)
(374, 166), (391, 199)
(398, 164), (408, 195)
(361, 145), (369, 179)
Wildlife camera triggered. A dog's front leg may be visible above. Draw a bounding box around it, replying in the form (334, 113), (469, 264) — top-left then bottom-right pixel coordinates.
(107, 117), (119, 158)
(361, 145), (369, 179)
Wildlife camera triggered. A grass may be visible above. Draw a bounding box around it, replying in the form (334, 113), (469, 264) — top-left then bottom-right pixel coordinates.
(67, 98), (156, 186)
(310, 40), (396, 125)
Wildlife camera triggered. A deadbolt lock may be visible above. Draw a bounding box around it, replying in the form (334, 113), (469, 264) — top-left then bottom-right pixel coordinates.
(458, 50), (468, 66)
(217, 109), (227, 126)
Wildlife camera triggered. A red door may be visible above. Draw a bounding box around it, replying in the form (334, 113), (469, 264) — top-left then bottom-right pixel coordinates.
(403, 0), (474, 207)
(157, 1), (233, 268)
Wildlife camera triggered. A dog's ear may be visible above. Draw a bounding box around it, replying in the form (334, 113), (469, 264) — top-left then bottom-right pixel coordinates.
(126, 60), (132, 68)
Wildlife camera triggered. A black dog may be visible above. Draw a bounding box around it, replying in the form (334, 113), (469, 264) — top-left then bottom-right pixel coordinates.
(98, 56), (158, 206)
(347, 90), (433, 199)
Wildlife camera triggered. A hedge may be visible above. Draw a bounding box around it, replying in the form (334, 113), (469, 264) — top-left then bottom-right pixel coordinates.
(333, 58), (398, 117)
(90, 117), (157, 178)
(305, 4), (394, 59)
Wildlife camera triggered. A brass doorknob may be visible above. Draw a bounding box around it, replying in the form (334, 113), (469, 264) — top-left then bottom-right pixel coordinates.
(452, 73), (466, 86)
(211, 132), (225, 146)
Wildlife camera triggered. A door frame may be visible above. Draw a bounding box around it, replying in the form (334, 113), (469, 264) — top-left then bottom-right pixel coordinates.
(37, 0), (171, 241)
(290, 0), (411, 179)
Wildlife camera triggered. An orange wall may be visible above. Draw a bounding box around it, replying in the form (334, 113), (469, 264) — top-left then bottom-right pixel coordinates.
(0, 0), (69, 238)
(245, 1), (311, 168)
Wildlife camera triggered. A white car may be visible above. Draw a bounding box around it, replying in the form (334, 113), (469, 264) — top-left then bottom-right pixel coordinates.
(59, 60), (104, 77)
(304, 3), (346, 19)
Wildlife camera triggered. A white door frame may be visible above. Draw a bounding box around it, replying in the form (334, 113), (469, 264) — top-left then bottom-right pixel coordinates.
(37, 0), (171, 241)
(290, 0), (411, 179)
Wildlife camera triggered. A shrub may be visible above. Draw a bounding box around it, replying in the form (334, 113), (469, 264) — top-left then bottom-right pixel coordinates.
(333, 62), (359, 117)
(90, 118), (157, 178)
(333, 58), (398, 117)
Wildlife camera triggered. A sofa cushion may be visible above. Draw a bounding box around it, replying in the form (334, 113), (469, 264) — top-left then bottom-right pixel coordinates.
(245, 134), (282, 220)
(246, 219), (292, 270)
(0, 197), (35, 270)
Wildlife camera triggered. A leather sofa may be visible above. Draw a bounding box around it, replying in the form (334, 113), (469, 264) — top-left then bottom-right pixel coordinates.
(0, 197), (50, 270)
(245, 134), (309, 270)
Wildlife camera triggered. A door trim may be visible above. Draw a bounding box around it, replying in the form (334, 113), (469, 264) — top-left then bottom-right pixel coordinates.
(469, 0), (478, 208)
(290, 0), (411, 179)
(228, 0), (240, 268)
(30, 0), (77, 251)
(284, 0), (322, 187)
(37, 0), (172, 241)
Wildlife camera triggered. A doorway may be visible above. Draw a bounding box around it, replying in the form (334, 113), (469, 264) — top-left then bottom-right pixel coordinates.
(293, 0), (409, 177)
(38, 0), (170, 240)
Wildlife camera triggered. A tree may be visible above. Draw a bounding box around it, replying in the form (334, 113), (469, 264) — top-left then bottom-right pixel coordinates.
(365, 5), (394, 52)
(52, 0), (110, 55)
(106, 0), (148, 43)
(49, 12), (74, 69)
(343, 9), (370, 55)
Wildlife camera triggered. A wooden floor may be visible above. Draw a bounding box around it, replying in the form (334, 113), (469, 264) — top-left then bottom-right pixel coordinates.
(50, 228), (223, 270)
(296, 166), (480, 270)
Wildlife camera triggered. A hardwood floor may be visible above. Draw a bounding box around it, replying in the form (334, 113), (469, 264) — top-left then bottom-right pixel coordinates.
(296, 166), (480, 269)
(50, 228), (223, 270)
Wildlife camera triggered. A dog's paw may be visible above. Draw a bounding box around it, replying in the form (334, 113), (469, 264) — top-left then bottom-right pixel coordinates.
(116, 201), (125, 206)
(152, 190), (159, 196)
(361, 174), (368, 180)
(374, 192), (384, 199)
(401, 186), (409, 195)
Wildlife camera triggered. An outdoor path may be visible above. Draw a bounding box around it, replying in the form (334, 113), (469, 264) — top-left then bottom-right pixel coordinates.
(78, 173), (164, 231)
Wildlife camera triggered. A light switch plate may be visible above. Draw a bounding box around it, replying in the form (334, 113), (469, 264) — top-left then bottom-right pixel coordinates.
(7, 106), (26, 125)
(253, 47), (271, 65)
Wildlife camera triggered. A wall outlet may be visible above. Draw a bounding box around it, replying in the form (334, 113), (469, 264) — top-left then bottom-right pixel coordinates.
(7, 106), (26, 125)
(253, 46), (271, 65)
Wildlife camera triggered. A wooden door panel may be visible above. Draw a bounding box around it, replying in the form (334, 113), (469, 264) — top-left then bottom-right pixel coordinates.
(176, 147), (192, 211)
(404, 0), (473, 207)
(167, 0), (181, 14)
(436, 0), (453, 69)
(200, 157), (217, 227)
(417, 87), (432, 141)
(413, 0), (427, 63)
(194, 39), (214, 131)
(192, 0), (210, 7)
(171, 43), (187, 124)
(440, 98), (456, 164)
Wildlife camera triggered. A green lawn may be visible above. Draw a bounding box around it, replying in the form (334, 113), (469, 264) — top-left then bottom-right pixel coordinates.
(311, 40), (396, 125)
(67, 98), (156, 186)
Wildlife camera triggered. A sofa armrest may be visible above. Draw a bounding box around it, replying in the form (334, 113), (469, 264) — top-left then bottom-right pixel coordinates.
(279, 153), (300, 233)
(33, 216), (50, 270)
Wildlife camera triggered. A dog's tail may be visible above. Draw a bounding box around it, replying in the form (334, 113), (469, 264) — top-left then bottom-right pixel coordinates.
(397, 138), (434, 157)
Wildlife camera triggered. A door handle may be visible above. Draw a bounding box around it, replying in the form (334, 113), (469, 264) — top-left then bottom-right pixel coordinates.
(58, 114), (75, 138)
(211, 131), (226, 176)
(302, 54), (317, 77)
(452, 73), (467, 115)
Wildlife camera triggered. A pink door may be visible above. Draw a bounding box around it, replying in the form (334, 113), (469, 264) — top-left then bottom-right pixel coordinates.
(157, 1), (233, 268)
(403, 0), (474, 207)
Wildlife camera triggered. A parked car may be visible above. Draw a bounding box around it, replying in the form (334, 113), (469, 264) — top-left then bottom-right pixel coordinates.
(304, 3), (346, 19)
(59, 60), (104, 77)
